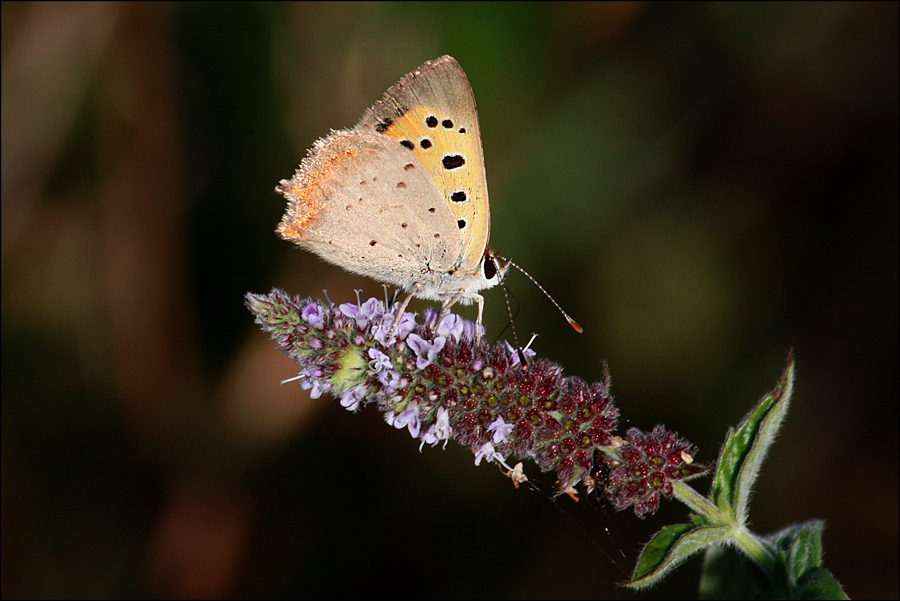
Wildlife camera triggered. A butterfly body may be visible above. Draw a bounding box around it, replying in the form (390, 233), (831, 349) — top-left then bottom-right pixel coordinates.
(277, 56), (508, 330)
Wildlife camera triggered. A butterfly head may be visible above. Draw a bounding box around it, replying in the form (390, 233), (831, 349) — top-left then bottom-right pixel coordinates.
(480, 247), (511, 291)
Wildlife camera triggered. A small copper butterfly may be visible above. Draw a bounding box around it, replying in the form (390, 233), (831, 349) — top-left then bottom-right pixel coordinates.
(276, 56), (580, 340)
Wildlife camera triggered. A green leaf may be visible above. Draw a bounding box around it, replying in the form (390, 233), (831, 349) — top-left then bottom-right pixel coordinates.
(699, 545), (762, 600)
(794, 568), (849, 600)
(625, 356), (848, 596)
(625, 524), (730, 589)
(779, 521), (825, 580)
(700, 521), (848, 599)
(711, 355), (795, 524)
(763, 521), (849, 599)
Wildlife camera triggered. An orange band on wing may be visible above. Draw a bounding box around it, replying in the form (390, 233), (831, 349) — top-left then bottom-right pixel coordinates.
(277, 148), (357, 240)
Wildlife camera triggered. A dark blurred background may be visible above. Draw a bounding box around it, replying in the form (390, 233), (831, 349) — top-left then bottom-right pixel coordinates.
(2, 2), (897, 599)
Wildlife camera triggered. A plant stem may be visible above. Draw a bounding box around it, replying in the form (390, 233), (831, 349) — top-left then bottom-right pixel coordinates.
(672, 481), (777, 574)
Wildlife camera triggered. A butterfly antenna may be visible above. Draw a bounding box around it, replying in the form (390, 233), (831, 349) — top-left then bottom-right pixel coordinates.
(507, 259), (583, 333)
(501, 284), (529, 367)
(493, 293), (514, 340)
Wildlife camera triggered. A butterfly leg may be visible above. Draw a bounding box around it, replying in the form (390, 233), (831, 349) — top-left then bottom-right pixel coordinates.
(437, 291), (464, 332)
(437, 291), (485, 343)
(473, 293), (485, 343)
(388, 283), (421, 338)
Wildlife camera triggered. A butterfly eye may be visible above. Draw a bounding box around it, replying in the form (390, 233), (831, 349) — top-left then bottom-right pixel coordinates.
(483, 256), (497, 280)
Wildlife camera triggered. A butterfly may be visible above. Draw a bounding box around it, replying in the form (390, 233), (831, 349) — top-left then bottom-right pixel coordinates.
(276, 56), (579, 340)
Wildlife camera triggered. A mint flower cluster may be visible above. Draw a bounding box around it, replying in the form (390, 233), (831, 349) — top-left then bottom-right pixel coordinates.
(248, 290), (843, 596)
(246, 289), (704, 516)
(605, 426), (702, 517)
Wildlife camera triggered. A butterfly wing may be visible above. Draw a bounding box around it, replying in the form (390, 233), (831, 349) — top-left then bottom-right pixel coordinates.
(356, 56), (490, 275)
(276, 130), (463, 290)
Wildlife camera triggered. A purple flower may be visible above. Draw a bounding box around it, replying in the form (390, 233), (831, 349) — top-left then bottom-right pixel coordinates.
(487, 417), (514, 445)
(474, 442), (504, 466)
(248, 292), (641, 500)
(377, 369), (401, 390)
(436, 313), (465, 342)
(419, 407), (452, 450)
(391, 401), (421, 438)
(463, 319), (482, 342)
(504, 340), (536, 366)
(338, 302), (360, 321)
(340, 385), (367, 412)
(301, 303), (327, 330)
(368, 348), (392, 372)
(407, 334), (446, 369)
(293, 363), (334, 400)
(300, 375), (329, 399)
(421, 308), (439, 329)
(374, 311), (417, 345)
(340, 298), (385, 330)
(369, 348), (401, 389)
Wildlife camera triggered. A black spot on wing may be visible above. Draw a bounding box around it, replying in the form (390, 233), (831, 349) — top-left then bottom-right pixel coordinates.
(443, 155), (465, 170)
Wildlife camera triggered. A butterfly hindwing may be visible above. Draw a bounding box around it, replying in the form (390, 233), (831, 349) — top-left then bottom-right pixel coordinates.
(276, 130), (462, 288)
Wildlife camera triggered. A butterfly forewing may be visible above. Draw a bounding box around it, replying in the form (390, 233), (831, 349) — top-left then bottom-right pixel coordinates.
(357, 56), (490, 274)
